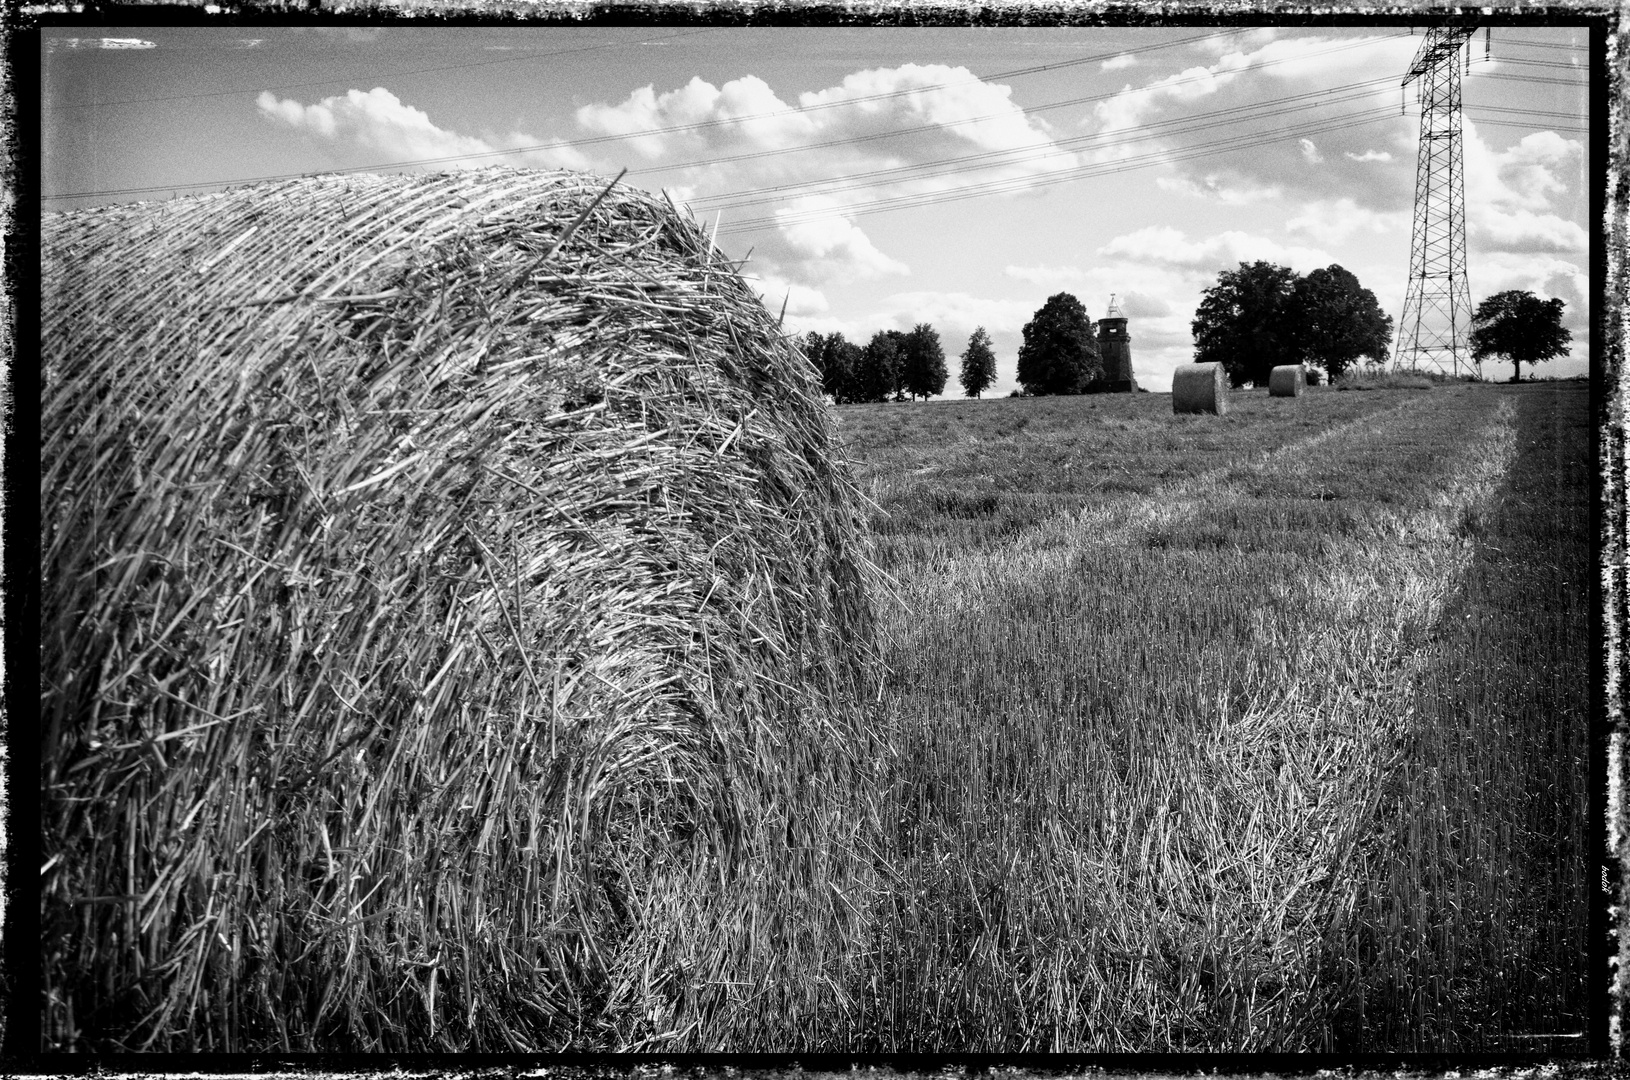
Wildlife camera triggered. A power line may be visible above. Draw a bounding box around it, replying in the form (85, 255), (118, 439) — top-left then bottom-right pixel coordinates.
(43, 28), (1585, 214)
(686, 77), (1399, 214)
(624, 36), (1404, 185)
(682, 75), (1583, 220)
(715, 102), (1408, 235)
(42, 30), (1247, 202)
(46, 29), (1389, 203)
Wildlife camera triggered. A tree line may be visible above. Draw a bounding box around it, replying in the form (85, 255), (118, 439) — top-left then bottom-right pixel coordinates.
(1190, 261), (1393, 386)
(800, 292), (1114, 404)
(801, 323), (1004, 403)
(1191, 260), (1572, 384)
(801, 263), (1572, 403)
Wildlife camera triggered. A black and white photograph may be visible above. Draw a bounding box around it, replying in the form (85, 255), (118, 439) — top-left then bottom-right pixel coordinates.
(26, 6), (1609, 1057)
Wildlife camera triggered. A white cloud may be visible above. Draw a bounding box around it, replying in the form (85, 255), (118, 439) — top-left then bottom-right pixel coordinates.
(1475, 210), (1588, 254)
(866, 290), (1039, 339)
(1475, 252), (1588, 318)
(577, 75), (809, 158)
(1464, 124), (1584, 218)
(771, 200), (910, 281)
(582, 64), (1088, 295)
(1102, 54), (1138, 71)
(741, 272), (831, 321)
(256, 87), (590, 170)
(1155, 174), (1283, 205)
(1285, 198), (1408, 245)
(1098, 226), (1329, 271)
(1090, 34), (1422, 210)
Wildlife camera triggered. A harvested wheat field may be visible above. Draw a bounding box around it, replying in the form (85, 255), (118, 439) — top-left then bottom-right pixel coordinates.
(835, 381), (1592, 1051)
(40, 168), (888, 1051)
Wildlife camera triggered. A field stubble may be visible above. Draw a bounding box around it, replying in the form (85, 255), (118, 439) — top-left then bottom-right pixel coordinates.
(834, 384), (1590, 1050)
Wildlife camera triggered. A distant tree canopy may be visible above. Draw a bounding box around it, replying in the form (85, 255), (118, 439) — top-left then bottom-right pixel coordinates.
(900, 323), (949, 400)
(1191, 261), (1300, 387)
(959, 327), (998, 398)
(1017, 292), (1101, 396)
(1192, 261), (1393, 386)
(803, 323), (950, 403)
(1287, 265), (1393, 381)
(1470, 290), (1571, 382)
(801, 331), (868, 404)
(859, 330), (903, 403)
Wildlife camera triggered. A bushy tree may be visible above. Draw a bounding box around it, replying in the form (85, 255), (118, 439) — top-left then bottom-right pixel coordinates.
(800, 331), (865, 403)
(1286, 265), (1393, 381)
(1191, 261), (1300, 387)
(959, 327), (997, 398)
(1470, 290), (1571, 382)
(900, 323), (949, 400)
(854, 330), (902, 403)
(1017, 292), (1101, 396)
(829, 336), (865, 402)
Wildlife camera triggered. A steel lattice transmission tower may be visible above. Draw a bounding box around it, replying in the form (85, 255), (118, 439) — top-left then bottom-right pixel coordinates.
(1393, 25), (1479, 375)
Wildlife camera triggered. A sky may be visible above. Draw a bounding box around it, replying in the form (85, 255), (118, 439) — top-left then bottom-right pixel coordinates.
(40, 21), (1594, 394)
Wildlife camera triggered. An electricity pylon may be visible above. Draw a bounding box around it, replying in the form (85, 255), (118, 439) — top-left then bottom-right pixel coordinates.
(1393, 25), (1479, 376)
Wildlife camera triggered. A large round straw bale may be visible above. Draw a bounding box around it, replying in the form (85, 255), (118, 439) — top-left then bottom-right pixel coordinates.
(40, 168), (885, 1052)
(1172, 361), (1229, 415)
(1268, 364), (1307, 397)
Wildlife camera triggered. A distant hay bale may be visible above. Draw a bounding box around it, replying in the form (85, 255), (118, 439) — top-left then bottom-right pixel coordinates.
(1269, 365), (1306, 398)
(1173, 362), (1228, 415)
(40, 168), (885, 1052)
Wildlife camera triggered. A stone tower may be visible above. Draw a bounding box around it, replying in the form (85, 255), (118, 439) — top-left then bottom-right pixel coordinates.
(1096, 294), (1137, 392)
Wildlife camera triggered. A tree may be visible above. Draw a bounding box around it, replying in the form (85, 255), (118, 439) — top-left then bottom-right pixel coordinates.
(805, 331), (868, 403)
(898, 323), (949, 400)
(854, 330), (902, 403)
(800, 332), (832, 399)
(1470, 290), (1572, 382)
(1285, 265), (1393, 381)
(1191, 261), (1300, 387)
(959, 326), (997, 398)
(1017, 292), (1101, 396)
(828, 336), (865, 403)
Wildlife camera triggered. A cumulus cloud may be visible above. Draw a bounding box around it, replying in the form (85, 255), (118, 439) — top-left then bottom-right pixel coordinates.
(1154, 174), (1283, 205)
(1285, 198), (1408, 245)
(1466, 126), (1581, 211)
(1119, 291), (1173, 318)
(256, 87), (590, 170)
(260, 64), (1085, 302)
(581, 64), (1086, 293)
(1476, 209), (1589, 254)
(1003, 263), (1188, 318)
(1098, 226), (1329, 271)
(577, 75), (809, 159)
(1102, 54), (1138, 71)
(1089, 33), (1421, 208)
(770, 199), (910, 281)
(867, 290), (1039, 338)
(1475, 252), (1589, 318)
(741, 272), (831, 322)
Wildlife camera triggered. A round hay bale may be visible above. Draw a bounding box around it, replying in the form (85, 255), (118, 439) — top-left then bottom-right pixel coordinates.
(1172, 361), (1229, 415)
(1268, 364), (1307, 397)
(40, 167), (885, 1051)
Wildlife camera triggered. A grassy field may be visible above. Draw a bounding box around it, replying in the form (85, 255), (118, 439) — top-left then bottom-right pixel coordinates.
(828, 381), (1591, 1051)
